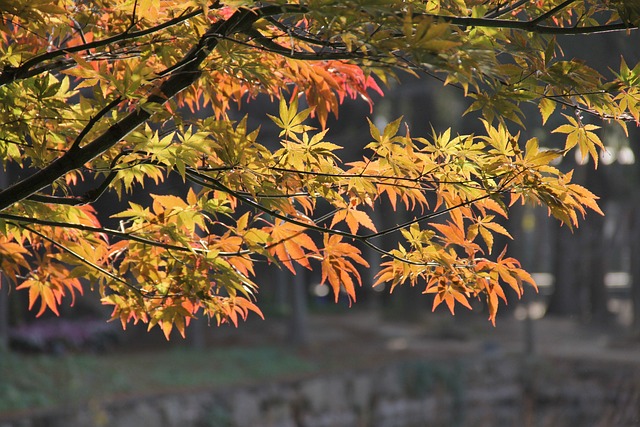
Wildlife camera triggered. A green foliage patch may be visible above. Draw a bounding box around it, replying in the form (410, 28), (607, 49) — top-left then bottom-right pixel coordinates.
(0, 346), (316, 414)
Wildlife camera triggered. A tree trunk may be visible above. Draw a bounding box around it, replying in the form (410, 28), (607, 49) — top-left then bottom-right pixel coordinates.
(287, 267), (309, 346)
(581, 163), (612, 324)
(0, 276), (8, 353)
(582, 213), (611, 324)
(0, 167), (10, 352)
(546, 224), (581, 316)
(630, 200), (640, 337)
(187, 317), (206, 349)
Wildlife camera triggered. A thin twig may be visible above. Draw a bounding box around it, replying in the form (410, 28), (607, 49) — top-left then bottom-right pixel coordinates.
(20, 224), (143, 297)
(0, 213), (244, 257)
(69, 97), (123, 152)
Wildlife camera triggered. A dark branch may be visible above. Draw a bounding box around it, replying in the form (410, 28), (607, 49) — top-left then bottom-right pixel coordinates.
(242, 28), (362, 60)
(485, 0), (531, 19)
(70, 97), (123, 152)
(187, 166), (506, 241)
(0, 5), (300, 211)
(27, 168), (119, 206)
(426, 13), (638, 34)
(21, 224), (143, 296)
(529, 0), (578, 25)
(0, 6), (209, 87)
(0, 213), (242, 257)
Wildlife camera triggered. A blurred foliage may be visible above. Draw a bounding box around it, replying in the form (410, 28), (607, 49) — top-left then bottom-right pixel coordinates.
(0, 346), (315, 413)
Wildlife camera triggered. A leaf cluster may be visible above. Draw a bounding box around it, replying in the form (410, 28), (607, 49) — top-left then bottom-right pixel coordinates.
(0, 0), (637, 336)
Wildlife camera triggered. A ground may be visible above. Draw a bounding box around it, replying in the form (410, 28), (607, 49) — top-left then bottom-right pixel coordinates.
(2, 304), (640, 422)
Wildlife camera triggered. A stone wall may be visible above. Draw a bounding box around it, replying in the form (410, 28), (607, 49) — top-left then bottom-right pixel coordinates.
(1, 355), (639, 427)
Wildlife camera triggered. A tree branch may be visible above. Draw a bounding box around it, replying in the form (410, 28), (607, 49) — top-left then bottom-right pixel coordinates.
(27, 168), (119, 206)
(21, 224), (143, 297)
(187, 166), (506, 242)
(0, 213), (243, 257)
(485, 0), (531, 19)
(529, 0), (578, 25)
(0, 5), (302, 212)
(240, 28), (363, 60)
(0, 6), (209, 87)
(425, 13), (637, 34)
(70, 97), (123, 152)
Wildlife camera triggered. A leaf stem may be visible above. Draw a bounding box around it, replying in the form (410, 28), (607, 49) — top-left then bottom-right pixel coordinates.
(20, 224), (143, 297)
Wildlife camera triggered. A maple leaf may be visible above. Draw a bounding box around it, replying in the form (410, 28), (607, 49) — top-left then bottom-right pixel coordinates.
(320, 235), (369, 303)
(467, 216), (512, 254)
(2, 0), (638, 338)
(267, 221), (320, 273)
(478, 277), (507, 326)
(148, 301), (195, 340)
(552, 115), (605, 167)
(0, 238), (30, 283)
(428, 284), (473, 315)
(267, 95), (314, 138)
(16, 264), (83, 317)
(432, 220), (482, 257)
(330, 207), (377, 235)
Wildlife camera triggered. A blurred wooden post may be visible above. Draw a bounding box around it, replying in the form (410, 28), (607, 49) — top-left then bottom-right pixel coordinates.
(288, 266), (309, 346)
(0, 169), (9, 352)
(187, 316), (206, 350)
(547, 221), (580, 316)
(365, 208), (382, 310)
(0, 275), (8, 352)
(630, 199), (640, 337)
(520, 206), (536, 355)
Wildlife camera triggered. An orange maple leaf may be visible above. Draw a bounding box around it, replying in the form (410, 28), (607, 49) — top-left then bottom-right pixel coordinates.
(330, 207), (377, 235)
(320, 234), (369, 303)
(267, 221), (320, 273)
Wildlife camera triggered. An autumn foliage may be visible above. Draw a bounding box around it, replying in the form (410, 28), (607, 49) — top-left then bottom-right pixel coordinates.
(0, 0), (638, 338)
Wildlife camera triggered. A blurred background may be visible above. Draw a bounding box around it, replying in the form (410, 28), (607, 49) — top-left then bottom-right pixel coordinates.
(1, 31), (640, 427)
